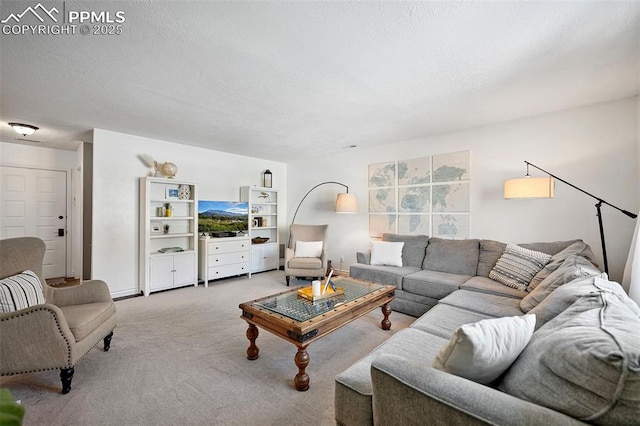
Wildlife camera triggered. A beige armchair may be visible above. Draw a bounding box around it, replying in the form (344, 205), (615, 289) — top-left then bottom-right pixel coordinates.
(0, 237), (117, 394)
(285, 224), (329, 286)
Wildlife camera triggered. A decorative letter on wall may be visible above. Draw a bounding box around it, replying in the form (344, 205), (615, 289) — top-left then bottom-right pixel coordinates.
(368, 150), (470, 239)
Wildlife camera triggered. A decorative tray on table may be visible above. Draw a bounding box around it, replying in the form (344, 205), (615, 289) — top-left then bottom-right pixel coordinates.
(297, 282), (344, 302)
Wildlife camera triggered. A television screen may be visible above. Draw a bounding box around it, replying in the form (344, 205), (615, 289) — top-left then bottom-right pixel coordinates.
(198, 201), (249, 233)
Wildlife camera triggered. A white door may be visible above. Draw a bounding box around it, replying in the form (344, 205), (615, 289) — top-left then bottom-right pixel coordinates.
(1, 166), (67, 278)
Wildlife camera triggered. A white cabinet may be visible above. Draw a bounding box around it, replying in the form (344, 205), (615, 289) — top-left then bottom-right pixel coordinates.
(198, 236), (250, 284)
(150, 252), (196, 292)
(240, 186), (279, 273)
(140, 177), (198, 296)
(251, 243), (279, 273)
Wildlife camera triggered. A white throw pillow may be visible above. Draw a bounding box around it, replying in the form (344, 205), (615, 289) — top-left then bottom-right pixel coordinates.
(295, 241), (323, 258)
(370, 241), (404, 267)
(432, 314), (536, 385)
(0, 270), (45, 313)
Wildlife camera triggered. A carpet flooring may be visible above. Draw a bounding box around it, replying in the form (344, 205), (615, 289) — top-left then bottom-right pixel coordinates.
(1, 270), (414, 426)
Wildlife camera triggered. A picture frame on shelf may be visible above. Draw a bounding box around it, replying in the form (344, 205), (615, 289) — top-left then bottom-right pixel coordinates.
(166, 188), (179, 199)
(151, 221), (163, 234)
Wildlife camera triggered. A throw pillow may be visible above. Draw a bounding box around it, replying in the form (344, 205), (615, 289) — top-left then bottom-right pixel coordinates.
(520, 254), (600, 313)
(500, 291), (640, 424)
(489, 244), (552, 291)
(432, 314), (536, 385)
(294, 241), (323, 258)
(370, 241), (404, 267)
(527, 241), (597, 292)
(0, 270), (45, 313)
(382, 233), (429, 268)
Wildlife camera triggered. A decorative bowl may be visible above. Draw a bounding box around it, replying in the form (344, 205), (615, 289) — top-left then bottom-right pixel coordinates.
(252, 237), (269, 244)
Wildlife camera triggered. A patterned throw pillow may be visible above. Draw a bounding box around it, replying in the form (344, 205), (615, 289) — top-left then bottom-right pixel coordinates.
(0, 270), (45, 313)
(489, 244), (552, 291)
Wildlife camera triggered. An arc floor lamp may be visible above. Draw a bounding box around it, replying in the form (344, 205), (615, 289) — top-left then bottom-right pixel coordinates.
(504, 161), (637, 275)
(290, 181), (358, 225)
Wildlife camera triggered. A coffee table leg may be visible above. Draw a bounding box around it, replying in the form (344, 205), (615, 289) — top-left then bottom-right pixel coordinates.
(246, 323), (259, 360)
(381, 303), (392, 330)
(294, 347), (310, 391)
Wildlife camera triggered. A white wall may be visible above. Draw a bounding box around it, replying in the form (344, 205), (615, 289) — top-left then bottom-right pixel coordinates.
(0, 142), (81, 278)
(287, 97), (639, 282)
(91, 129), (287, 297)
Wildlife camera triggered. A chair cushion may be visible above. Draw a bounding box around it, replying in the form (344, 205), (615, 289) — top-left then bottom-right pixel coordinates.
(382, 233), (429, 268)
(288, 257), (322, 269)
(59, 301), (116, 341)
(422, 238), (480, 275)
(0, 270), (45, 313)
(489, 244), (551, 292)
(500, 289), (640, 424)
(433, 314), (535, 385)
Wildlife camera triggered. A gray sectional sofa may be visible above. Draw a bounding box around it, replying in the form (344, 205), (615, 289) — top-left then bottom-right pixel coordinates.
(335, 234), (640, 425)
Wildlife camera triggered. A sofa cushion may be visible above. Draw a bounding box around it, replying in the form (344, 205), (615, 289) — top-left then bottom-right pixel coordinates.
(500, 289), (640, 424)
(530, 275), (639, 329)
(433, 314), (535, 385)
(461, 276), (527, 299)
(520, 254), (600, 312)
(382, 233), (429, 268)
(528, 241), (597, 292)
(335, 328), (448, 426)
(0, 270), (45, 313)
(422, 238), (479, 276)
(391, 290), (439, 318)
(476, 239), (507, 277)
(370, 241), (404, 267)
(411, 303), (495, 339)
(402, 270), (471, 299)
(519, 239), (582, 256)
(489, 244), (551, 292)
(439, 290), (524, 317)
(349, 264), (420, 289)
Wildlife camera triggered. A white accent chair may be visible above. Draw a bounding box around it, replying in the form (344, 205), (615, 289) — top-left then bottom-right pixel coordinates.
(285, 224), (329, 286)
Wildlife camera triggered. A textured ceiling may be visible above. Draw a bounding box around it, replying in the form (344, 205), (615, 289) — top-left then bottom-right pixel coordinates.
(1, 1), (639, 161)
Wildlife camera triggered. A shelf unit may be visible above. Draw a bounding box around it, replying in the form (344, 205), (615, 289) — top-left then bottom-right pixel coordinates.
(240, 186), (279, 273)
(140, 177), (198, 296)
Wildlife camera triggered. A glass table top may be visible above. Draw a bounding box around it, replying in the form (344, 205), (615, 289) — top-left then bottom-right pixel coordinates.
(253, 277), (387, 322)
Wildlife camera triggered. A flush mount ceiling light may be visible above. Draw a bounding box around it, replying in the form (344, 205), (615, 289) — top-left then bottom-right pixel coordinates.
(9, 122), (39, 136)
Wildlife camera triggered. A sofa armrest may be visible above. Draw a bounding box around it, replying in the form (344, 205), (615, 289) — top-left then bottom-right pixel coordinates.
(48, 279), (113, 307)
(0, 304), (76, 373)
(356, 251), (370, 265)
(371, 354), (585, 426)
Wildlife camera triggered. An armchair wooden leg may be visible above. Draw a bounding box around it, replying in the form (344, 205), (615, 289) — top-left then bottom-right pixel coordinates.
(104, 331), (114, 351)
(286, 276), (290, 286)
(60, 367), (74, 394)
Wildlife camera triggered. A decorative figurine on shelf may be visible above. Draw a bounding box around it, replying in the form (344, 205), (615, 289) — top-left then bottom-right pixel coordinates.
(161, 162), (178, 179)
(178, 184), (191, 200)
(163, 224), (170, 235)
(258, 191), (270, 202)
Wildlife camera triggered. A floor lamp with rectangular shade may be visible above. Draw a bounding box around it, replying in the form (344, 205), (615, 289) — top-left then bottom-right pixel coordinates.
(504, 161), (637, 275)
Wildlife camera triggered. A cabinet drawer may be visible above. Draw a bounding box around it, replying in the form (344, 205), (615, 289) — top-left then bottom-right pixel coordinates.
(208, 240), (249, 253)
(208, 251), (248, 266)
(207, 262), (250, 280)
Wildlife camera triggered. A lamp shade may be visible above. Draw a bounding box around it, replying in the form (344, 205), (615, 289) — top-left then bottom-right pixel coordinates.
(504, 177), (554, 199)
(335, 193), (358, 213)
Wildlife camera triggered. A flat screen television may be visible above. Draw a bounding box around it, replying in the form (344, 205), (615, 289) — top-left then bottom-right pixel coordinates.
(198, 200), (249, 234)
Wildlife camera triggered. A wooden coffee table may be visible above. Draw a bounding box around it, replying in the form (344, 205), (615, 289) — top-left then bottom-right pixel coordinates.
(239, 277), (395, 391)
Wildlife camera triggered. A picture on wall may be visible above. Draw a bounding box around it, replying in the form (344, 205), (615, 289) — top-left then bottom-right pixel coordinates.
(368, 150), (470, 239)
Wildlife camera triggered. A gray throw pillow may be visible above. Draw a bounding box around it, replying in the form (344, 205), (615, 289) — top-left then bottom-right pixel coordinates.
(382, 233), (429, 268)
(520, 254), (600, 313)
(528, 241), (598, 292)
(489, 244), (551, 292)
(500, 287), (640, 424)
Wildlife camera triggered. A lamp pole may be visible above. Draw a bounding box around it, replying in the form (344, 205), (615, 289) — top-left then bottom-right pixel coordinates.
(525, 161), (637, 274)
